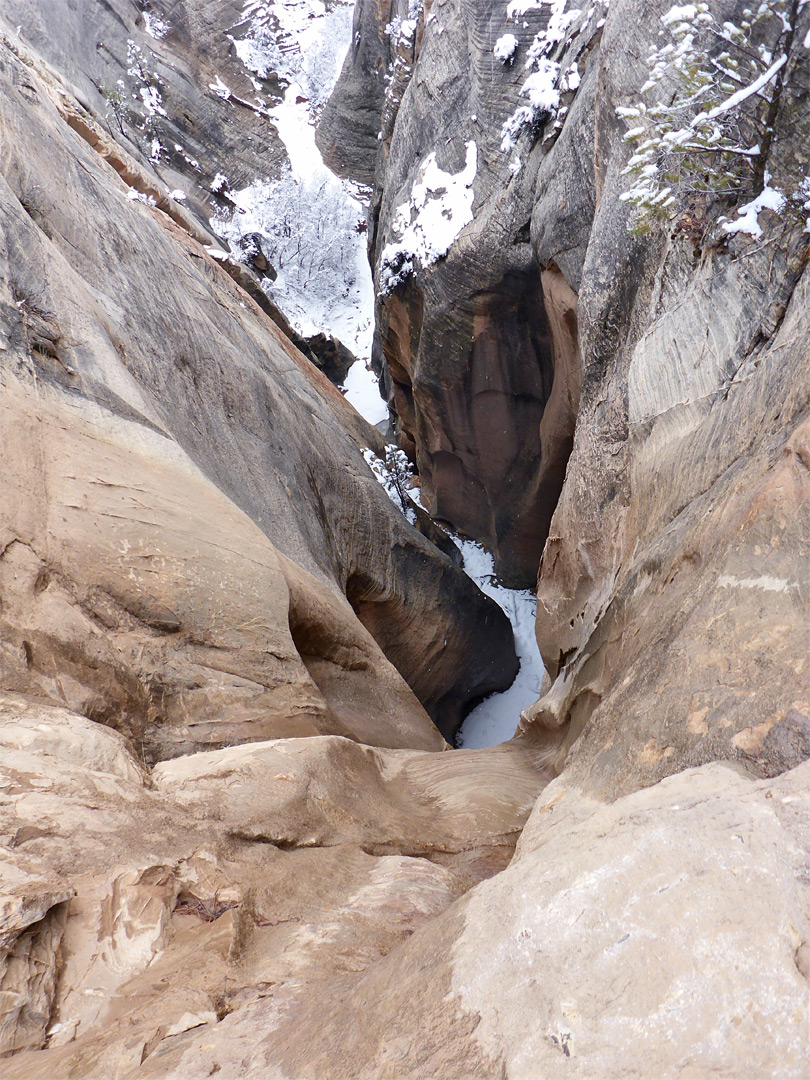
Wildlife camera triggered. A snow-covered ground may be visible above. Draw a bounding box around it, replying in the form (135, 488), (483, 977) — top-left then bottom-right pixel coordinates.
(346, 365), (389, 427)
(452, 538), (545, 749)
(211, 0), (384, 422)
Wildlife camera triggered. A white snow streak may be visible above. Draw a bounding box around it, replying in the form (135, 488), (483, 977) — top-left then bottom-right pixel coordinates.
(378, 142), (478, 293)
(694, 53), (788, 124)
(717, 574), (792, 592)
(721, 182), (786, 239)
(454, 540), (545, 748)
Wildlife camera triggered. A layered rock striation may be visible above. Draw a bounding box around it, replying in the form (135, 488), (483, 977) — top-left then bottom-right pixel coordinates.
(325, 0), (588, 584)
(331, 0), (810, 790)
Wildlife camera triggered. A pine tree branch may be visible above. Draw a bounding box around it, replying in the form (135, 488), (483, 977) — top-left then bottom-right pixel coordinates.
(693, 55), (788, 124)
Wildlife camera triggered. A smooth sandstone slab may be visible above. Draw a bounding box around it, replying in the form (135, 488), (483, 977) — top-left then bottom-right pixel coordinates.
(153, 734), (552, 856)
(157, 761), (807, 1080)
(0, 697), (550, 1074)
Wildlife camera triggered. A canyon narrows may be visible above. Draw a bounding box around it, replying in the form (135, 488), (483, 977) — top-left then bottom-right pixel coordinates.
(1, 1), (810, 1078)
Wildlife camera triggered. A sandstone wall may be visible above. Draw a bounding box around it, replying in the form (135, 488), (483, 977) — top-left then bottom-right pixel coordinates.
(336, 0), (810, 789)
(2, 0), (810, 1075)
(0, 11), (518, 753)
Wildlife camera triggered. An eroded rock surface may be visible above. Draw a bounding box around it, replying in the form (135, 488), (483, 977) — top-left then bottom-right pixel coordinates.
(0, 14), (518, 752)
(332, 0), (810, 786)
(3, 0), (810, 1075)
(0, 695), (550, 1071)
(327, 0), (591, 583)
(19, 754), (803, 1079)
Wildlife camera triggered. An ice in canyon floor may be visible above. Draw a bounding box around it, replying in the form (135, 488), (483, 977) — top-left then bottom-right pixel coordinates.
(453, 538), (545, 748)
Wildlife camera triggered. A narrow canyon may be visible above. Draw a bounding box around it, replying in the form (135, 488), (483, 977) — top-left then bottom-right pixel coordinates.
(1, 1), (809, 1077)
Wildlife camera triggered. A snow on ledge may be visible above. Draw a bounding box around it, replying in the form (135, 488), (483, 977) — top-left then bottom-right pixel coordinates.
(494, 33), (519, 62)
(378, 141), (478, 294)
(721, 182), (786, 240)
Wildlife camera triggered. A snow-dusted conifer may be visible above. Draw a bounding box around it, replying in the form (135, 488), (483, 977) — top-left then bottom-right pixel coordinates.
(618, 1), (808, 237)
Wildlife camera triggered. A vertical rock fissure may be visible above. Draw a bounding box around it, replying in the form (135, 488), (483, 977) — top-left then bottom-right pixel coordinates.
(378, 259), (581, 592)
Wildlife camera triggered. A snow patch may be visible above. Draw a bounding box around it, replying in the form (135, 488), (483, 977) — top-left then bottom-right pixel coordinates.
(208, 76), (232, 100)
(525, 0), (580, 54)
(343, 363), (389, 426)
(378, 142), (478, 294)
(721, 181), (786, 239)
(500, 1), (582, 151)
(521, 59), (562, 112)
(142, 12), (169, 38)
(562, 60), (580, 90)
(212, 0), (375, 361)
(494, 33), (519, 61)
(661, 4), (700, 26)
(126, 189), (156, 206)
(454, 539), (545, 749)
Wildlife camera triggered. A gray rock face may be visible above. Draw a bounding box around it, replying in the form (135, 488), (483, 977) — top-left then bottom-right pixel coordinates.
(316, 0), (390, 185)
(326, 0), (595, 584)
(2, 0), (286, 235)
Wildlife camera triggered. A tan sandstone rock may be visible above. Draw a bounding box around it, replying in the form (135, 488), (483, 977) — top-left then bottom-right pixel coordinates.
(0, 13), (518, 753)
(0, 695), (550, 1076)
(125, 761), (810, 1079)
